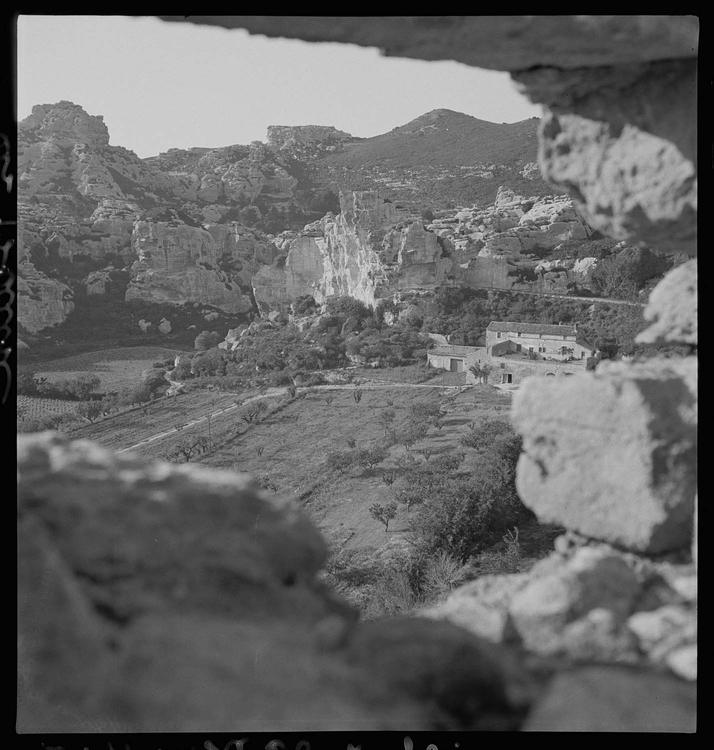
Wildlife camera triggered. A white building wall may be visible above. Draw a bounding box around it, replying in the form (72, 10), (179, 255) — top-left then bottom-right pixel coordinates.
(486, 329), (591, 360)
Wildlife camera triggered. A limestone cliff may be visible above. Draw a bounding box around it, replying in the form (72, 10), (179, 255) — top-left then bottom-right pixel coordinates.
(253, 187), (604, 313)
(18, 261), (75, 334)
(253, 190), (458, 312)
(124, 219), (278, 314)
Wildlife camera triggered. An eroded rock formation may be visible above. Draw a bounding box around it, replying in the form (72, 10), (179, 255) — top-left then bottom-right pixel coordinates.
(17, 262), (75, 334)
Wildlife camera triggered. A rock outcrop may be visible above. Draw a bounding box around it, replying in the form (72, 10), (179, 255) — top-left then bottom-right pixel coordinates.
(252, 187), (601, 313)
(512, 356), (697, 554)
(18, 432), (531, 732)
(17, 261), (74, 333)
(124, 219), (276, 314)
(17, 102), (305, 330)
(266, 125), (354, 158)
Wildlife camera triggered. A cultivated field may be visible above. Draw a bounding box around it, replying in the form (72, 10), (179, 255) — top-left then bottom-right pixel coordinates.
(23, 346), (187, 393)
(18, 395), (81, 420)
(68, 389), (246, 451)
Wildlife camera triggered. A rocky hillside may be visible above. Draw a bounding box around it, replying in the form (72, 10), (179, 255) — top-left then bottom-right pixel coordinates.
(18, 101), (675, 354)
(324, 109), (539, 167)
(312, 109), (552, 209)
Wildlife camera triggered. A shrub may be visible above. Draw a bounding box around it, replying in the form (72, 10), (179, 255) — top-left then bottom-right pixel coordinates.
(326, 449), (356, 474)
(411, 431), (531, 560)
(421, 550), (470, 601)
(325, 296), (372, 323)
(473, 527), (523, 575)
(255, 474), (279, 493)
(293, 294), (318, 316)
(194, 330), (222, 351)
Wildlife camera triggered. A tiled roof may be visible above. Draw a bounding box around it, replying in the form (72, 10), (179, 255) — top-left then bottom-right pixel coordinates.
(487, 321), (577, 337)
(429, 345), (483, 357)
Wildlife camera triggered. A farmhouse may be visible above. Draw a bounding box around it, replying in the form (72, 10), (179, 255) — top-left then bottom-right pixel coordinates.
(427, 320), (596, 385)
(426, 344), (486, 374)
(486, 321), (594, 361)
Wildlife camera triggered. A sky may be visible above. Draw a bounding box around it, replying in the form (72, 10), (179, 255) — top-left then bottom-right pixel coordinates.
(17, 15), (542, 158)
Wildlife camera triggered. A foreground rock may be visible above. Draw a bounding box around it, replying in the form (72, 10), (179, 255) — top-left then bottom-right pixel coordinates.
(523, 665), (696, 732)
(18, 433), (530, 732)
(637, 258), (697, 345)
(512, 357), (697, 554)
(421, 542), (695, 671)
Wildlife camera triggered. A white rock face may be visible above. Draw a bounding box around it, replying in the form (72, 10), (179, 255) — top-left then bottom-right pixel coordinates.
(253, 191), (456, 312)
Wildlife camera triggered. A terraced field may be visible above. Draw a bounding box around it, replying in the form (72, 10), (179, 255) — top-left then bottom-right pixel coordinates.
(200, 384), (513, 552)
(69, 390), (246, 452)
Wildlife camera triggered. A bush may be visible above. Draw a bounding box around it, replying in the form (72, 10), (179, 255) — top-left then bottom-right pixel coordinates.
(421, 550), (470, 601)
(77, 400), (102, 423)
(473, 528), (523, 575)
(325, 296), (372, 323)
(411, 426), (532, 560)
(326, 449), (356, 474)
(293, 295), (319, 316)
(194, 330), (222, 351)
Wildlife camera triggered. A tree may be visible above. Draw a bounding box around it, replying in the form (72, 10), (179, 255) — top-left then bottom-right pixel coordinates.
(77, 400), (102, 423)
(241, 400), (267, 425)
(469, 363), (491, 385)
(172, 437), (200, 462)
(325, 296), (371, 323)
(397, 418), (430, 451)
(172, 358), (193, 380)
(597, 336), (619, 360)
(393, 479), (427, 514)
(379, 408), (396, 438)
(369, 501), (398, 532)
(238, 205), (261, 226)
(194, 330), (222, 351)
(382, 469), (397, 486)
(357, 445), (388, 473)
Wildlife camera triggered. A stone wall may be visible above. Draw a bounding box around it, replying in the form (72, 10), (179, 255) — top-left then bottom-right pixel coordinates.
(17, 14), (698, 731)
